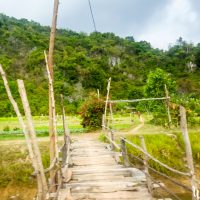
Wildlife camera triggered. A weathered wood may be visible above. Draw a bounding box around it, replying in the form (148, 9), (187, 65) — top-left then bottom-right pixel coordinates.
(44, 51), (59, 190)
(140, 136), (152, 194)
(17, 80), (48, 199)
(180, 106), (199, 200)
(97, 89), (100, 99)
(60, 94), (70, 139)
(120, 138), (129, 167)
(109, 101), (114, 130)
(60, 94), (70, 167)
(71, 190), (151, 199)
(47, 0), (59, 191)
(105, 135), (120, 150)
(0, 64), (35, 167)
(48, 0), (59, 78)
(57, 137), (151, 200)
(104, 77), (111, 129)
(108, 97), (170, 103)
(165, 84), (172, 128)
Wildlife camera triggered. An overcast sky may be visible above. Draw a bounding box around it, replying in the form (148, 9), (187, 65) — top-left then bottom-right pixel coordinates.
(0, 0), (200, 49)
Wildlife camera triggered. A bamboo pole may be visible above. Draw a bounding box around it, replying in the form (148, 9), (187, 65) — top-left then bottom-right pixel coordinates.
(48, 0), (59, 79)
(44, 51), (58, 190)
(109, 102), (114, 130)
(180, 106), (199, 200)
(0, 64), (35, 164)
(47, 0), (59, 190)
(165, 84), (172, 128)
(0, 65), (44, 199)
(61, 94), (70, 140)
(17, 80), (48, 199)
(140, 136), (152, 194)
(97, 89), (100, 99)
(103, 77), (111, 130)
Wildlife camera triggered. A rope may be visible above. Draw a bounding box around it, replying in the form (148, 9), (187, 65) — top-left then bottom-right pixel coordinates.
(127, 153), (192, 192)
(122, 138), (190, 177)
(153, 181), (183, 200)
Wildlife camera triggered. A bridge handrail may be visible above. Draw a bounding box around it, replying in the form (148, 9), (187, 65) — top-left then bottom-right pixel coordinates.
(121, 137), (190, 177)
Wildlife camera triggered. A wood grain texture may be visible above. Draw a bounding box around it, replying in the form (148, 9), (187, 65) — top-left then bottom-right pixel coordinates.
(57, 137), (152, 200)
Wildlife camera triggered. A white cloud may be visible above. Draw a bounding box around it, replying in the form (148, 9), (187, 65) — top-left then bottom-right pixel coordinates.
(0, 0), (200, 50)
(137, 0), (199, 49)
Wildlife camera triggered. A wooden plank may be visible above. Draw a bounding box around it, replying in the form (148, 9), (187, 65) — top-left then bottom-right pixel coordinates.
(71, 190), (151, 199)
(70, 184), (140, 193)
(64, 181), (145, 188)
(71, 175), (125, 182)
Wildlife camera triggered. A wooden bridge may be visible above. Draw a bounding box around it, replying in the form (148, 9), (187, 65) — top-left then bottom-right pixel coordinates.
(57, 136), (152, 200)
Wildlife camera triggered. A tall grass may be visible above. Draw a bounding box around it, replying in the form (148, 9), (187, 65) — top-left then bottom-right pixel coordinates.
(126, 134), (189, 175)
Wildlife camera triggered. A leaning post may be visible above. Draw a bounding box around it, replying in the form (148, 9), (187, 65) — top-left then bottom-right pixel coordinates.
(120, 138), (129, 167)
(104, 77), (111, 130)
(17, 80), (48, 200)
(164, 84), (172, 128)
(180, 106), (199, 200)
(140, 136), (152, 194)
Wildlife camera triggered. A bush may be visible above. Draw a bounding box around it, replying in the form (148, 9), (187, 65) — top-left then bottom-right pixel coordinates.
(3, 126), (10, 132)
(80, 93), (105, 130)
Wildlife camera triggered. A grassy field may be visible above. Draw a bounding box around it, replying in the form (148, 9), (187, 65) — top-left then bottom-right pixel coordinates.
(0, 114), (199, 199)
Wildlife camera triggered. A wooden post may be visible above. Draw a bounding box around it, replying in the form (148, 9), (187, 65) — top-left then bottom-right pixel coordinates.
(0, 65), (45, 199)
(48, 0), (59, 189)
(165, 84), (172, 128)
(17, 80), (48, 200)
(110, 131), (114, 150)
(109, 102), (114, 130)
(0, 64), (35, 164)
(120, 138), (129, 167)
(104, 77), (111, 129)
(180, 106), (199, 200)
(97, 89), (100, 99)
(48, 0), (59, 78)
(140, 136), (152, 194)
(102, 114), (105, 131)
(44, 51), (58, 190)
(60, 94), (70, 139)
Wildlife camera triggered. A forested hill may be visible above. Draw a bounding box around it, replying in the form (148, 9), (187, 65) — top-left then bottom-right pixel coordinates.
(0, 13), (200, 116)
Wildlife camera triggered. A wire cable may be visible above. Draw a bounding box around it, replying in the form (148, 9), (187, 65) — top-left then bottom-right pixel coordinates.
(88, 0), (97, 32)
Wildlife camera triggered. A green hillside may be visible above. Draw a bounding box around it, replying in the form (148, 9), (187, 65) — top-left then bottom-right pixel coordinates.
(0, 13), (199, 117)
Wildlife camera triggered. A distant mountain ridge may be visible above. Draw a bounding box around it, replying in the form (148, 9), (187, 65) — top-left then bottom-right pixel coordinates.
(0, 13), (199, 116)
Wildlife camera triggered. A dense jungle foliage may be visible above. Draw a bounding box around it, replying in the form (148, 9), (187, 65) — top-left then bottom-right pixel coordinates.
(0, 14), (199, 119)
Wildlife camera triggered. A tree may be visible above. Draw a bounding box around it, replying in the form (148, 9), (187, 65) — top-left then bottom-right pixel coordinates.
(140, 68), (176, 125)
(80, 93), (104, 130)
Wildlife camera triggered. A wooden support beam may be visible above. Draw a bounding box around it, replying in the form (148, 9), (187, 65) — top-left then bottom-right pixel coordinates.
(108, 97), (169, 103)
(104, 77), (111, 130)
(48, 0), (59, 79)
(47, 0), (59, 192)
(139, 136), (152, 194)
(60, 94), (70, 139)
(180, 106), (199, 200)
(44, 51), (58, 191)
(0, 65), (45, 199)
(0, 64), (35, 166)
(120, 138), (129, 167)
(17, 79), (48, 200)
(165, 84), (172, 128)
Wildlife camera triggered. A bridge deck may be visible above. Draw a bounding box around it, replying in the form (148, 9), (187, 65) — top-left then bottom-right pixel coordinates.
(58, 137), (152, 200)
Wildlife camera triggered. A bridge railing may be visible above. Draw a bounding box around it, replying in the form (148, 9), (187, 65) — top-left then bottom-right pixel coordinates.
(103, 106), (199, 200)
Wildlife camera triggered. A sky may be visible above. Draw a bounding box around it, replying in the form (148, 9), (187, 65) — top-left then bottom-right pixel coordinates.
(0, 0), (200, 50)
